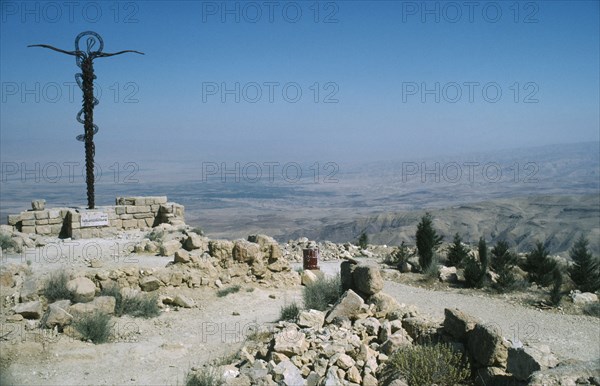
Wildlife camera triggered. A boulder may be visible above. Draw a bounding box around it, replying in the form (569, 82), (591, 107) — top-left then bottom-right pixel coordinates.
(571, 291), (598, 305)
(367, 292), (402, 317)
(160, 240), (181, 256)
(380, 330), (412, 355)
(32, 199), (45, 210)
(69, 296), (116, 315)
(507, 344), (559, 381)
(233, 240), (262, 263)
(467, 323), (509, 368)
(352, 265), (383, 296)
(301, 270), (319, 286)
(173, 294), (195, 308)
(19, 277), (39, 302)
(401, 316), (437, 342)
(272, 360), (305, 386)
(139, 276), (161, 291)
(297, 309), (325, 329)
(174, 249), (191, 264)
(13, 300), (42, 319)
(438, 266), (458, 282)
(273, 327), (308, 356)
(209, 239), (234, 261)
(354, 317), (381, 337)
(340, 260), (357, 291)
(335, 353), (355, 370)
(183, 233), (207, 251)
(66, 277), (96, 303)
(325, 290), (366, 323)
(443, 308), (479, 341)
(45, 300), (73, 328)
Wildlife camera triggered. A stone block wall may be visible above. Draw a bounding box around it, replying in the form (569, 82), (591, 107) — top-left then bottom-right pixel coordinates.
(7, 196), (185, 239)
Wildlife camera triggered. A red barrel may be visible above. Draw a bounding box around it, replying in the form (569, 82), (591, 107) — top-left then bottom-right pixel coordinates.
(303, 248), (320, 270)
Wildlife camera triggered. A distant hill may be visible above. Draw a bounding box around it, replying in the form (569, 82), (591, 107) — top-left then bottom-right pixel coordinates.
(279, 194), (600, 256)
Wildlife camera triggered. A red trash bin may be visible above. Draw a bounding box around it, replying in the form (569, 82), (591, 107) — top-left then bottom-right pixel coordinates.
(302, 248), (320, 270)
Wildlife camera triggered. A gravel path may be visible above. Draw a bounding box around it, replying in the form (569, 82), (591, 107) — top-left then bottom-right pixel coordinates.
(313, 260), (600, 363)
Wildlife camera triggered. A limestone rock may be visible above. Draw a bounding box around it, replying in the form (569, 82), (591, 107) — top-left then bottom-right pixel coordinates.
(209, 239), (234, 261)
(174, 249), (191, 264)
(340, 260), (357, 291)
(45, 300), (73, 328)
(571, 291), (598, 305)
(19, 277), (39, 302)
(183, 233), (207, 251)
(325, 290), (366, 323)
(274, 327), (308, 356)
(13, 300), (42, 319)
(507, 344), (559, 381)
(173, 294), (195, 308)
(233, 240), (262, 264)
(467, 323), (509, 368)
(335, 353), (355, 370)
(272, 360), (305, 386)
(297, 309), (325, 329)
(139, 276), (161, 291)
(367, 292), (402, 317)
(324, 365), (343, 386)
(32, 200), (45, 210)
(160, 240), (181, 256)
(380, 330), (412, 355)
(401, 316), (437, 342)
(443, 308), (479, 341)
(66, 277), (96, 303)
(346, 366), (361, 384)
(301, 270), (319, 286)
(352, 266), (383, 296)
(438, 266), (458, 282)
(69, 296), (116, 315)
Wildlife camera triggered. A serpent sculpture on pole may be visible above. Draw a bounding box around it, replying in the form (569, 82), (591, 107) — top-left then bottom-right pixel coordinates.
(29, 31), (144, 209)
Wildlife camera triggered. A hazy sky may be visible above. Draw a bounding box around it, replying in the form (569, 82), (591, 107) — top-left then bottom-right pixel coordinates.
(1, 1), (599, 166)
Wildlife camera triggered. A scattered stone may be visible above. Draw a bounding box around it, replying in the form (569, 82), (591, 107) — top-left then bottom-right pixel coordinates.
(173, 294), (195, 308)
(507, 343), (559, 381)
(352, 265), (384, 296)
(367, 292), (402, 317)
(443, 308), (479, 342)
(69, 296), (116, 315)
(301, 270), (319, 286)
(6, 314), (24, 322)
(233, 240), (262, 264)
(467, 323), (510, 368)
(183, 233), (206, 251)
(19, 277), (39, 302)
(174, 249), (191, 264)
(335, 353), (355, 370)
(297, 309), (325, 329)
(66, 277), (96, 303)
(45, 300), (73, 328)
(269, 294), (276, 299)
(380, 330), (412, 355)
(13, 300), (42, 319)
(272, 360), (305, 386)
(438, 266), (458, 282)
(325, 290), (366, 323)
(139, 276), (161, 292)
(160, 240), (182, 256)
(571, 291), (598, 305)
(274, 327), (308, 356)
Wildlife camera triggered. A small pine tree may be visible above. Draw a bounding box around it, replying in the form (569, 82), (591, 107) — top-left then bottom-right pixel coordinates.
(464, 237), (488, 288)
(415, 213), (443, 272)
(568, 235), (600, 293)
(524, 241), (558, 287)
(447, 233), (469, 268)
(358, 232), (369, 250)
(491, 240), (517, 291)
(550, 268), (563, 306)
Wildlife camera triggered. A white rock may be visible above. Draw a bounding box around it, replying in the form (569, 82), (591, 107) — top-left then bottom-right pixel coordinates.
(297, 309), (325, 329)
(66, 277), (96, 303)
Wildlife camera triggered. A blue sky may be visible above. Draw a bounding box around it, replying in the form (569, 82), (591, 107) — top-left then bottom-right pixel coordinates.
(1, 0), (599, 166)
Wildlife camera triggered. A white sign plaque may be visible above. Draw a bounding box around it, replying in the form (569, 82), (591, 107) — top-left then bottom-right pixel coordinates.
(80, 211), (109, 227)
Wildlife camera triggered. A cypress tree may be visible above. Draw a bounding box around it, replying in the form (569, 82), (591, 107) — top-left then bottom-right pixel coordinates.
(415, 213), (443, 271)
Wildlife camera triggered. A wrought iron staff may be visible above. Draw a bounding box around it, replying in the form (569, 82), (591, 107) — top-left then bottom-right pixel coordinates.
(29, 31), (143, 209)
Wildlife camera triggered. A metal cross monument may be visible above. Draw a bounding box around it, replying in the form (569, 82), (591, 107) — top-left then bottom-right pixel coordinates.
(29, 31), (143, 209)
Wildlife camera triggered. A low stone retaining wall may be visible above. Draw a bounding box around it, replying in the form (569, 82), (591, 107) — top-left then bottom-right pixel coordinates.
(6, 196), (184, 239)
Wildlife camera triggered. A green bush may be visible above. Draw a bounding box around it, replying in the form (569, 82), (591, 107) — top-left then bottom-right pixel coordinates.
(524, 241), (557, 287)
(279, 301), (300, 322)
(380, 343), (471, 386)
(185, 367), (223, 386)
(42, 270), (74, 303)
(303, 274), (343, 311)
(464, 238), (488, 288)
(73, 311), (112, 344)
(415, 213), (443, 272)
(491, 240), (517, 291)
(0, 234), (19, 252)
(446, 233), (469, 268)
(549, 268), (563, 306)
(568, 235), (600, 293)
(100, 285), (160, 318)
(216, 285), (241, 298)
(358, 232), (368, 249)
(384, 241), (413, 268)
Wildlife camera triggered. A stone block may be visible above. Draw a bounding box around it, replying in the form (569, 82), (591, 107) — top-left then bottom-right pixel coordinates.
(122, 219), (138, 229)
(7, 214), (21, 225)
(20, 211), (35, 220)
(115, 206), (126, 215)
(70, 220), (81, 229)
(35, 210), (49, 219)
(150, 204), (160, 212)
(133, 212), (154, 219)
(120, 214), (133, 220)
(31, 199), (45, 211)
(126, 205), (151, 214)
(137, 219), (147, 228)
(48, 217), (63, 225)
(21, 226), (35, 234)
(110, 219), (123, 228)
(154, 196), (168, 204)
(50, 224), (63, 234)
(48, 209), (61, 219)
(36, 219), (49, 225)
(144, 218), (154, 227)
(36, 225), (51, 235)
(22, 219), (35, 226)
(133, 197), (146, 205)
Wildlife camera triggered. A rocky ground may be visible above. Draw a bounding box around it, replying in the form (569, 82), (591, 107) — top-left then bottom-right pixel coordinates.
(0, 225), (599, 385)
